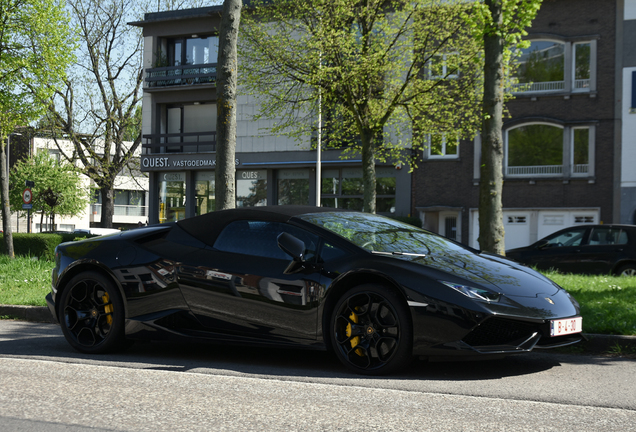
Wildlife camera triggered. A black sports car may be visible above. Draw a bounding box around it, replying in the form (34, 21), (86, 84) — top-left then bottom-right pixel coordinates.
(47, 206), (583, 375)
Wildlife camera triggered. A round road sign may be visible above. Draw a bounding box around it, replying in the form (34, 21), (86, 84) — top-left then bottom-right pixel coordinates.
(22, 188), (32, 205)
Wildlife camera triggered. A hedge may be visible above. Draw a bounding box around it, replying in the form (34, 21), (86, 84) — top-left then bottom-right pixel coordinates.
(0, 233), (85, 261)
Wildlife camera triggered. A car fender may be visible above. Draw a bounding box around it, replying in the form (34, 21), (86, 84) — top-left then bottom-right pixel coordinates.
(54, 258), (129, 320)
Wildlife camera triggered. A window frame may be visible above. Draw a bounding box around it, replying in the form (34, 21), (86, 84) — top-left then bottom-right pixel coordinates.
(503, 122), (595, 179)
(513, 37), (596, 95)
(425, 133), (460, 159)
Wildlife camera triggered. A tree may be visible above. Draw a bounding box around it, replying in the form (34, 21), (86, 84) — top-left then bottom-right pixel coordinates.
(469, 0), (542, 254)
(41, 0), (145, 228)
(240, 0), (483, 213)
(215, 0), (242, 210)
(10, 151), (88, 231)
(0, 0), (75, 257)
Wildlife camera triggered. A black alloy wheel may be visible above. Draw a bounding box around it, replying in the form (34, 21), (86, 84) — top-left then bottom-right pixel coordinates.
(59, 271), (126, 354)
(331, 284), (412, 375)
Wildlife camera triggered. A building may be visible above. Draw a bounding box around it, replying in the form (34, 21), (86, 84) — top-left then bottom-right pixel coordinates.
(130, 6), (411, 225)
(413, 0), (636, 249)
(7, 134), (148, 233)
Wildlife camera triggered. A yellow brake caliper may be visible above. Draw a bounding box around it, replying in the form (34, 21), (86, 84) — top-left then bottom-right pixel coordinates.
(102, 293), (113, 325)
(346, 309), (364, 356)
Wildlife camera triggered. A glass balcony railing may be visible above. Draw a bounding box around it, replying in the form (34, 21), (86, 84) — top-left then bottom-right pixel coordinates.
(92, 204), (148, 217)
(145, 64), (217, 88)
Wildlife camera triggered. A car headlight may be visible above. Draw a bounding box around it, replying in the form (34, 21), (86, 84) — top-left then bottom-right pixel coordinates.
(440, 281), (500, 303)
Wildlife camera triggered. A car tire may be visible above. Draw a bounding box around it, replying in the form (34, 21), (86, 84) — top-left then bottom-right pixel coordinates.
(617, 264), (636, 277)
(59, 271), (127, 354)
(330, 284), (412, 375)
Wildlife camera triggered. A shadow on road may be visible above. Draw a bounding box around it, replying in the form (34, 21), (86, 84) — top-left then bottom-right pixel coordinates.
(0, 320), (630, 382)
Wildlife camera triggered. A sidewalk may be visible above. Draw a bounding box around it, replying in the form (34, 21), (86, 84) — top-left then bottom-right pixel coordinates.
(1, 304), (635, 354)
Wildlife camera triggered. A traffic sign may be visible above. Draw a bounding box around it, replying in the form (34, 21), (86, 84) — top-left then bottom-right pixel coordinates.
(22, 188), (32, 205)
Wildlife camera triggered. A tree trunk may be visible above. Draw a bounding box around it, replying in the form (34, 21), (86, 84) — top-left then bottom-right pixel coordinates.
(215, 0), (242, 211)
(478, 0), (506, 255)
(100, 187), (114, 228)
(360, 128), (377, 214)
(0, 141), (14, 258)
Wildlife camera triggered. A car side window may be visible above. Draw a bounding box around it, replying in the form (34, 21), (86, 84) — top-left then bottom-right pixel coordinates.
(214, 220), (318, 261)
(545, 229), (586, 247)
(588, 228), (626, 246)
(319, 242), (349, 262)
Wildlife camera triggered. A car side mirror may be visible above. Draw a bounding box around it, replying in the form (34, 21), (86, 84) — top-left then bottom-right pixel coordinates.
(277, 232), (305, 262)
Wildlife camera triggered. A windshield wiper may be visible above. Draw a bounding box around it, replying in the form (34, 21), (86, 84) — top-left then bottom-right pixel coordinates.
(371, 251), (427, 258)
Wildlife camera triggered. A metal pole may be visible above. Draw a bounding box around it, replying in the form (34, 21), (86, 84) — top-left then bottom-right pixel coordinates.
(315, 87), (322, 207)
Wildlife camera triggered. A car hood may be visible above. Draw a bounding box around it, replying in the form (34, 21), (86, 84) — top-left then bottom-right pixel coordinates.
(400, 250), (560, 297)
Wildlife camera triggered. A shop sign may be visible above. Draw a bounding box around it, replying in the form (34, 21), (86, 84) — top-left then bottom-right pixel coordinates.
(142, 155), (240, 170)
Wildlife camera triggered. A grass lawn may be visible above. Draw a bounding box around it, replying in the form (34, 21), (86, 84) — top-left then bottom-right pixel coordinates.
(0, 256), (52, 306)
(544, 272), (636, 336)
(0, 256), (634, 335)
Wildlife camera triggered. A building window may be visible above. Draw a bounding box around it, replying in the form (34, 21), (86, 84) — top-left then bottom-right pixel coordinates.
(321, 167), (395, 213)
(506, 123), (563, 176)
(237, 170), (267, 207)
(195, 171), (215, 216)
(427, 133), (459, 158)
(159, 172), (186, 223)
(571, 127), (589, 176)
(512, 39), (595, 94)
(427, 53), (459, 79)
(573, 42), (591, 91)
(505, 123), (593, 178)
(167, 36), (218, 66)
(277, 169), (309, 205)
(114, 190), (147, 217)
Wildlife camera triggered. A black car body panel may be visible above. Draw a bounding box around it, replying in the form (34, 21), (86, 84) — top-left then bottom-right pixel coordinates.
(49, 206), (583, 369)
(506, 224), (636, 276)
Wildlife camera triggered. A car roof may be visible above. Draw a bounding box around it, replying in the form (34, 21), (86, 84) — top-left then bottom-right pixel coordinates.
(176, 205), (347, 246)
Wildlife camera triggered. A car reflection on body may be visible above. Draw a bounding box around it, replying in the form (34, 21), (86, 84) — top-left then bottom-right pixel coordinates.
(506, 224), (636, 276)
(47, 206), (583, 375)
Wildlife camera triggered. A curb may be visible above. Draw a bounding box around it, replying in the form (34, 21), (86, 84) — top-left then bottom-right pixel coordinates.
(1, 305), (635, 353)
(0, 305), (56, 324)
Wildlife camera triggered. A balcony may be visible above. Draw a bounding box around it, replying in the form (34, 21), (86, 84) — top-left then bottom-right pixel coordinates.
(507, 165), (563, 176)
(510, 81), (565, 93)
(142, 131), (217, 153)
(145, 64), (217, 88)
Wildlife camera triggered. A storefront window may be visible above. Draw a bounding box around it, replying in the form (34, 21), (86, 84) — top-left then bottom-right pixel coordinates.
(277, 169), (309, 205)
(159, 172), (186, 223)
(321, 167), (395, 213)
(195, 171), (215, 215)
(237, 170), (267, 207)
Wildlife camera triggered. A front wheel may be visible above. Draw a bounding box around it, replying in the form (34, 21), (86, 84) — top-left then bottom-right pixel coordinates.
(59, 271), (127, 354)
(617, 264), (636, 277)
(330, 284), (412, 375)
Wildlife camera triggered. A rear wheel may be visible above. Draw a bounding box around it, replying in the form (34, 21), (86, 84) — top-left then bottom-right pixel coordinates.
(59, 271), (127, 354)
(330, 284), (412, 375)
(617, 264), (636, 276)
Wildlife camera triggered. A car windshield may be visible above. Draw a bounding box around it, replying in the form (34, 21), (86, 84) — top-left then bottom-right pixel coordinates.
(299, 212), (469, 256)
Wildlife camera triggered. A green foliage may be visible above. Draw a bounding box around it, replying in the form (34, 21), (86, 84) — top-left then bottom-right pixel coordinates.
(0, 233), (79, 260)
(9, 151), (89, 221)
(240, 0), (484, 212)
(0, 0), (76, 138)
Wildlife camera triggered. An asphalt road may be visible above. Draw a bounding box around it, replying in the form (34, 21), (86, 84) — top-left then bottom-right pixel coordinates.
(0, 320), (635, 432)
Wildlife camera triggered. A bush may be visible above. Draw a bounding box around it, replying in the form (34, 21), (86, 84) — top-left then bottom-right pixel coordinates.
(0, 233), (83, 261)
